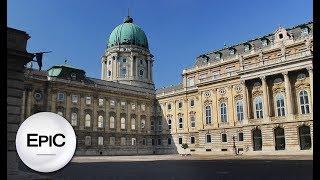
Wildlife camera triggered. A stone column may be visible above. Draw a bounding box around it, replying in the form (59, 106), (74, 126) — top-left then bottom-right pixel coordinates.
(66, 92), (71, 123)
(93, 96), (98, 131)
(283, 72), (293, 116)
(51, 93), (56, 113)
(26, 88), (33, 118)
(308, 67), (313, 107)
(212, 88), (219, 128)
(227, 85), (234, 126)
(241, 80), (249, 124)
(147, 60), (151, 80)
(79, 95), (85, 130)
(260, 76), (270, 119)
(101, 58), (105, 80)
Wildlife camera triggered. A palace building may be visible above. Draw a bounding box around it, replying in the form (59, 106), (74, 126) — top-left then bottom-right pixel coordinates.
(22, 16), (313, 155)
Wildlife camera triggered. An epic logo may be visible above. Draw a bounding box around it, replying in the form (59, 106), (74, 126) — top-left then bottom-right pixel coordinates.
(27, 133), (66, 147)
(16, 112), (76, 173)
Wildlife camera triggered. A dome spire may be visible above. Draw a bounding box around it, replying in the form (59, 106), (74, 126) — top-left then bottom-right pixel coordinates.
(124, 8), (133, 23)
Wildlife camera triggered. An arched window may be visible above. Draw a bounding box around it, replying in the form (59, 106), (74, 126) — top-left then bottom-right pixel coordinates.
(168, 119), (172, 130)
(109, 116), (115, 129)
(299, 90), (310, 114)
(274, 127), (285, 150)
(252, 128), (262, 151)
(131, 118), (136, 130)
(299, 125), (311, 150)
(254, 96), (263, 119)
(205, 106), (212, 124)
(236, 100), (244, 122)
(121, 117), (126, 129)
(178, 117), (183, 129)
(275, 94), (286, 116)
(98, 115), (104, 128)
(85, 114), (91, 127)
(71, 112), (77, 126)
(220, 102), (227, 123)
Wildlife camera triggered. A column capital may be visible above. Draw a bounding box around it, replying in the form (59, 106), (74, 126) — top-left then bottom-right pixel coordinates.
(259, 75), (266, 81)
(240, 80), (246, 85)
(282, 71), (289, 76)
(307, 67), (313, 72)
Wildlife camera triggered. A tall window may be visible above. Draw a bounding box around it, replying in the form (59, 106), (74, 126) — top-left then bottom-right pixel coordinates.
(71, 112), (77, 126)
(85, 114), (91, 127)
(110, 137), (115, 145)
(151, 121), (154, 131)
(206, 134), (211, 143)
(275, 94), (286, 116)
(190, 100), (195, 107)
(252, 128), (262, 151)
(71, 95), (78, 103)
(178, 117), (183, 129)
(190, 136), (195, 144)
(131, 118), (136, 130)
(85, 96), (91, 105)
(178, 137), (183, 144)
(274, 127), (285, 150)
(168, 119), (172, 130)
(238, 132), (244, 141)
(299, 90), (310, 114)
(190, 115), (195, 128)
(299, 125), (311, 150)
(98, 137), (103, 146)
(158, 121), (162, 131)
(57, 92), (65, 101)
(85, 136), (91, 146)
(168, 104), (172, 110)
(221, 133), (227, 142)
(120, 67), (127, 77)
(132, 138), (136, 146)
(121, 137), (126, 146)
(254, 96), (263, 119)
(121, 117), (126, 129)
(205, 106), (212, 124)
(98, 115), (104, 128)
(98, 98), (104, 106)
(168, 138), (172, 145)
(220, 102), (227, 123)
(141, 119), (146, 129)
(236, 100), (244, 122)
(110, 116), (115, 129)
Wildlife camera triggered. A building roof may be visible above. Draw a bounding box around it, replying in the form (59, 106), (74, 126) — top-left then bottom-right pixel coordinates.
(107, 16), (149, 49)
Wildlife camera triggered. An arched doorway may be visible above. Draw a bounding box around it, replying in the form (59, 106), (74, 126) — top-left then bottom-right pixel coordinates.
(252, 128), (262, 151)
(274, 127), (285, 150)
(299, 125), (311, 150)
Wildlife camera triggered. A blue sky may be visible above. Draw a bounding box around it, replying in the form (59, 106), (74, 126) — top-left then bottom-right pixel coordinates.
(8, 0), (312, 89)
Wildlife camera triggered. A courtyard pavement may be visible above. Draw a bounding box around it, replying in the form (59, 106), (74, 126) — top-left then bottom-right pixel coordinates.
(19, 154), (313, 180)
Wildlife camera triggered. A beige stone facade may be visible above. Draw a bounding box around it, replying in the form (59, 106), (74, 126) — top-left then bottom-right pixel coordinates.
(156, 22), (313, 155)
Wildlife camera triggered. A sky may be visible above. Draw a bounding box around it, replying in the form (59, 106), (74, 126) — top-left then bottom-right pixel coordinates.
(8, 0), (312, 89)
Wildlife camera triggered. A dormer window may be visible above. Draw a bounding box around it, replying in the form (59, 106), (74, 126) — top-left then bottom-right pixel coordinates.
(301, 27), (309, 36)
(215, 52), (221, 60)
(70, 73), (76, 80)
(261, 38), (269, 47)
(279, 33), (283, 39)
(244, 43), (251, 52)
(229, 48), (236, 55)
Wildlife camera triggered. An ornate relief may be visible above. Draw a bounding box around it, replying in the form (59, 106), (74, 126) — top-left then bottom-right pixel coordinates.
(204, 91), (211, 98)
(218, 88), (226, 95)
(234, 94), (243, 101)
(203, 99), (212, 105)
(218, 97), (228, 103)
(234, 84), (242, 93)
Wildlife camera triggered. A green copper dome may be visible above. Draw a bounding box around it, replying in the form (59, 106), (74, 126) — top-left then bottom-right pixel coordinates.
(108, 16), (149, 49)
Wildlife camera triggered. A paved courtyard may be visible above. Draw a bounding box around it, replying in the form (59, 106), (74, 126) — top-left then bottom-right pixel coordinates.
(20, 154), (312, 180)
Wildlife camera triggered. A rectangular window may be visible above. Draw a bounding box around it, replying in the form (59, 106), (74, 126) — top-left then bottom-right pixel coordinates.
(121, 101), (126, 107)
(238, 132), (244, 142)
(85, 96), (91, 105)
(98, 137), (103, 146)
(222, 133), (227, 142)
(158, 139), (162, 145)
(110, 100), (115, 106)
(190, 116), (196, 128)
(178, 118), (183, 129)
(178, 102), (183, 109)
(141, 104), (146, 111)
(85, 136), (91, 146)
(110, 137), (115, 145)
(131, 138), (136, 146)
(206, 134), (211, 143)
(168, 138), (171, 145)
(151, 139), (155, 145)
(131, 103), (136, 110)
(190, 136), (195, 144)
(142, 138), (146, 145)
(188, 77), (195, 87)
(212, 71), (220, 80)
(98, 98), (104, 106)
(120, 137), (126, 146)
(57, 92), (65, 101)
(190, 100), (195, 107)
(151, 121), (154, 131)
(178, 137), (183, 144)
(71, 95), (78, 103)
(158, 121), (162, 131)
